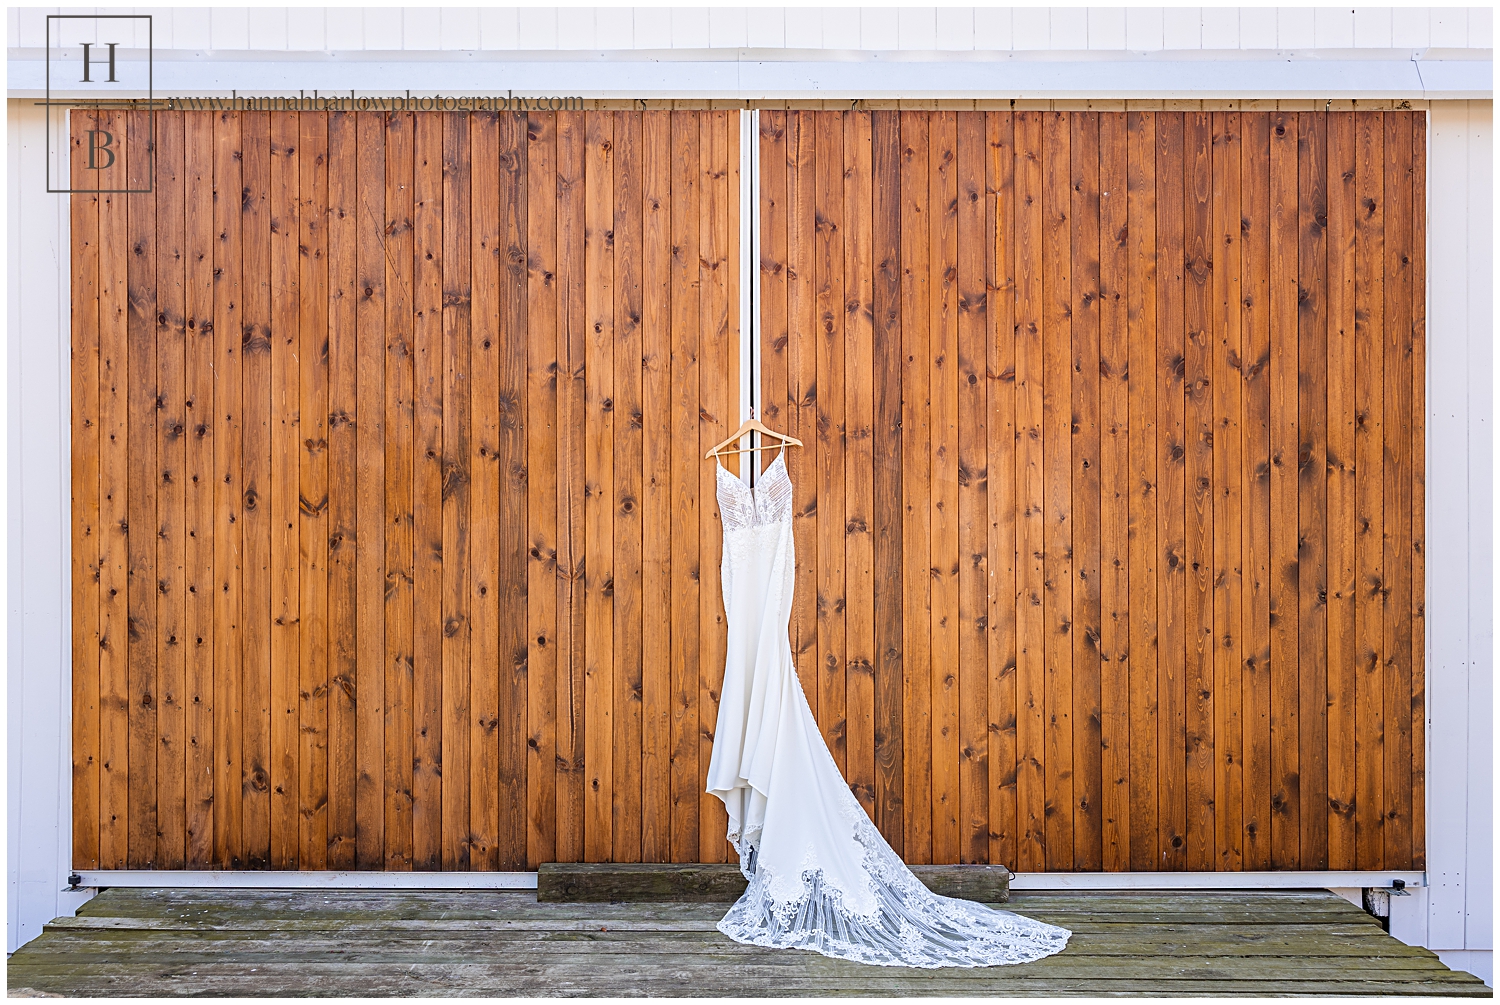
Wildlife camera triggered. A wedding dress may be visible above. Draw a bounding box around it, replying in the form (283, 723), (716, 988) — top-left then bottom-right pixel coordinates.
(705, 451), (1071, 968)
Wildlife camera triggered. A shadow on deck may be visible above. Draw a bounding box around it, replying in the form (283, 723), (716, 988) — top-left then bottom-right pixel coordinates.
(7, 887), (1489, 997)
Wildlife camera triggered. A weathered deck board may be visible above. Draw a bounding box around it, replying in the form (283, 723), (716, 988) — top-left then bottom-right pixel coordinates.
(9, 889), (1485, 998)
(536, 862), (1011, 903)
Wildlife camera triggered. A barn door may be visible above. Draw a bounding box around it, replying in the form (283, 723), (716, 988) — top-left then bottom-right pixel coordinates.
(70, 108), (740, 871)
(759, 108), (1427, 872)
(70, 106), (1428, 875)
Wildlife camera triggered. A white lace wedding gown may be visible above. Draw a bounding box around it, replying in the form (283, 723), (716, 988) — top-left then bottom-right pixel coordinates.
(705, 452), (1071, 968)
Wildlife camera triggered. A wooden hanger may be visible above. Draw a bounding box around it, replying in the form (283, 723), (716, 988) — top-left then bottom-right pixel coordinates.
(704, 410), (803, 459)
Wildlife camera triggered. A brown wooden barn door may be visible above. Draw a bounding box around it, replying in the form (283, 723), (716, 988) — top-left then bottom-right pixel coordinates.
(69, 107), (1426, 873)
(759, 108), (1427, 872)
(70, 108), (739, 871)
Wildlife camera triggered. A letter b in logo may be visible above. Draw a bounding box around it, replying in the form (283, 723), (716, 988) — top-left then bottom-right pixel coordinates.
(86, 129), (115, 170)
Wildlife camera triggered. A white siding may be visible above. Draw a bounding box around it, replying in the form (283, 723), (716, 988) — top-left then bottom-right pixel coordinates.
(1356, 7), (1396, 48)
(896, 7), (937, 50)
(973, 7), (1012, 51)
(1088, 8), (1127, 50)
(746, 6), (785, 49)
(477, 8), (517, 51)
(1315, 7), (1357, 47)
(1012, 6), (1050, 50)
(245, 6), (288, 50)
(403, 8), (441, 51)
(784, 5), (821, 49)
(287, 7), (326, 53)
(1126, 7), (1166, 51)
(6, 100), (95, 955)
(10, 7), (1490, 52)
(1419, 98), (1493, 985)
(672, 7), (710, 48)
(1393, 7), (1433, 47)
(1201, 7), (1240, 50)
(632, 7), (670, 50)
(1162, 7), (1203, 50)
(708, 7), (746, 50)
(440, 8), (480, 52)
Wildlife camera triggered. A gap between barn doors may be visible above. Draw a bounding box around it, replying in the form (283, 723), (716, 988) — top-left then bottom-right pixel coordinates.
(739, 108), (761, 487)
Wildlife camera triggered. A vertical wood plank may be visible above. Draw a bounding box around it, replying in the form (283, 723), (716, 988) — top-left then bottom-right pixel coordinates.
(1097, 111), (1131, 872)
(267, 111), (301, 869)
(898, 109), (933, 866)
(584, 109), (616, 862)
(954, 111), (989, 864)
(1040, 110), (1074, 871)
(466, 110), (502, 871)
(639, 109), (673, 863)
(985, 110), (1018, 871)
(383, 110), (416, 871)
(440, 110), (474, 871)
(667, 109), (701, 863)
(844, 109), (878, 826)
(1012, 110), (1047, 874)
(126, 107), (161, 869)
(210, 109), (244, 869)
(1239, 111), (1274, 872)
(1297, 111), (1330, 870)
(613, 110), (646, 865)
(869, 110), (906, 856)
(699, 110), (732, 863)
(297, 110), (330, 871)
(556, 111), (588, 865)
(1408, 113), (1427, 871)
(186, 110), (220, 870)
(354, 111), (388, 870)
(1324, 110), (1358, 870)
(929, 111), (961, 864)
(1211, 110), (1245, 872)
(240, 110), (275, 871)
(525, 109), (560, 870)
(1069, 110), (1104, 872)
(95, 110), (129, 866)
(1125, 110), (1160, 873)
(70, 112), (102, 871)
(759, 108), (791, 450)
(410, 111), (445, 872)
(1268, 110), (1301, 869)
(1155, 111), (1187, 871)
(495, 109), (530, 871)
(1381, 110), (1414, 870)
(815, 111), (849, 785)
(788, 111), (820, 730)
(1352, 110), (1385, 871)
(155, 110), (189, 870)
(324, 109), (358, 870)
(98, 108), (131, 870)
(1182, 110), (1216, 872)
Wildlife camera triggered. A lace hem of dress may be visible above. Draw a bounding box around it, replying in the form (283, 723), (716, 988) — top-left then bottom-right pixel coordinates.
(719, 808), (1071, 969)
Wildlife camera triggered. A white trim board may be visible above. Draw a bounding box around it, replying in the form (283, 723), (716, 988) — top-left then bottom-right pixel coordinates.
(72, 869), (1421, 893)
(73, 871), (539, 890)
(1008, 871), (1425, 891)
(8, 52), (1492, 100)
(71, 869), (1422, 893)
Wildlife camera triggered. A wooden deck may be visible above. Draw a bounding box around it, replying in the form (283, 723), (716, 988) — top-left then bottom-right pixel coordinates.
(8, 887), (1488, 997)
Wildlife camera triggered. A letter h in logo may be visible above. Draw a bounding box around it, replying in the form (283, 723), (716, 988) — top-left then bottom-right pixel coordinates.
(79, 42), (119, 83)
